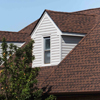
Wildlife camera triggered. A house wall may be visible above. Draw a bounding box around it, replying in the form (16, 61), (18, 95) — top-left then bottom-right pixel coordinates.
(0, 42), (24, 56)
(32, 12), (61, 67)
(61, 36), (82, 60)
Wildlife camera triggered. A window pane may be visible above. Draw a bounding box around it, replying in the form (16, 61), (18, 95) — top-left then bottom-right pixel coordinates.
(45, 39), (50, 50)
(44, 51), (50, 64)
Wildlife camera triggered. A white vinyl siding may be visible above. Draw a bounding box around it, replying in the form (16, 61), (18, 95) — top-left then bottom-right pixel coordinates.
(33, 36), (42, 67)
(51, 33), (60, 64)
(0, 42), (24, 57)
(32, 13), (60, 67)
(61, 36), (82, 60)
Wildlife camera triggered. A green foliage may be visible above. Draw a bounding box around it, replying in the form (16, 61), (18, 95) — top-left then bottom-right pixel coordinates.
(0, 38), (41, 100)
(45, 95), (56, 100)
(0, 37), (56, 100)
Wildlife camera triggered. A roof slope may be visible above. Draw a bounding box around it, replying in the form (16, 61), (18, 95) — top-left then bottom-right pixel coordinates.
(0, 31), (28, 42)
(46, 10), (97, 33)
(19, 19), (39, 35)
(39, 16), (100, 93)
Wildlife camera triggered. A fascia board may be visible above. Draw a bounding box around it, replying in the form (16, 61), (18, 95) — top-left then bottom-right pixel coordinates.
(61, 32), (86, 37)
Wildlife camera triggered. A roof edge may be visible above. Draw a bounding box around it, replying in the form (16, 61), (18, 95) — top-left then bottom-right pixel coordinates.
(48, 91), (100, 95)
(72, 7), (100, 14)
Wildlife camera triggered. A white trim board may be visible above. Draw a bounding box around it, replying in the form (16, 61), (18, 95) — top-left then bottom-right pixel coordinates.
(62, 32), (86, 37)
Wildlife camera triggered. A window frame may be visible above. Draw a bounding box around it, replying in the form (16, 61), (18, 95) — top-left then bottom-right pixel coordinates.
(44, 37), (50, 64)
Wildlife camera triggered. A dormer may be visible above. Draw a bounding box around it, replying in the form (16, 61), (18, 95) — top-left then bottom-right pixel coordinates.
(31, 11), (62, 67)
(31, 10), (94, 67)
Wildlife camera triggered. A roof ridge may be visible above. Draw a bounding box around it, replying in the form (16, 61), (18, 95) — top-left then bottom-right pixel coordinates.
(0, 31), (18, 33)
(0, 31), (28, 34)
(72, 7), (100, 14)
(46, 9), (97, 16)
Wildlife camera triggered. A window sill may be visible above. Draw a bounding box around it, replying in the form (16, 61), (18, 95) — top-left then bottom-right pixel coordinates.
(42, 63), (52, 67)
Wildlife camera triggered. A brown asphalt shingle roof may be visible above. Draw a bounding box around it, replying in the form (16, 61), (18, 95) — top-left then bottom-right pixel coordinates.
(0, 31), (28, 42)
(38, 15), (100, 94)
(37, 66), (57, 87)
(0, 19), (38, 42)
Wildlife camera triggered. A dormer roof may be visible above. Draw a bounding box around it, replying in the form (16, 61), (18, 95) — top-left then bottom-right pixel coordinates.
(19, 9), (98, 35)
(46, 10), (97, 33)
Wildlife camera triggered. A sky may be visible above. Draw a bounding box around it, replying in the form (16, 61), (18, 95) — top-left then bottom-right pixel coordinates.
(0, 0), (100, 32)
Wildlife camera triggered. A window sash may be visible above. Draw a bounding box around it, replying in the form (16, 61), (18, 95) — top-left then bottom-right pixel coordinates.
(44, 50), (50, 64)
(44, 38), (50, 50)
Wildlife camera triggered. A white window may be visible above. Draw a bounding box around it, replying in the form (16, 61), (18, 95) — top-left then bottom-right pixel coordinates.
(44, 37), (50, 64)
